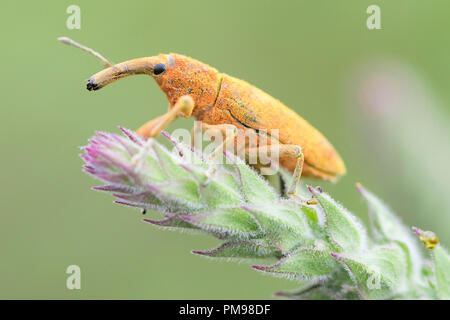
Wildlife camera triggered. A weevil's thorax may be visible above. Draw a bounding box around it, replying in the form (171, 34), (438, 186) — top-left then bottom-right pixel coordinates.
(156, 54), (221, 115)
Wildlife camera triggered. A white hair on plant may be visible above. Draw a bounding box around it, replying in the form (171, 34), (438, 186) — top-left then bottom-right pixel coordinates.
(81, 128), (450, 300)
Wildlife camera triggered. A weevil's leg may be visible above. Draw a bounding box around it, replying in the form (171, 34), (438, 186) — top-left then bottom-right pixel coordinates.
(244, 144), (317, 205)
(202, 123), (238, 162)
(191, 120), (203, 149)
(197, 123), (237, 185)
(136, 114), (168, 138)
(286, 147), (317, 204)
(236, 127), (259, 159)
(286, 146), (303, 196)
(132, 96), (194, 169)
(136, 96), (195, 139)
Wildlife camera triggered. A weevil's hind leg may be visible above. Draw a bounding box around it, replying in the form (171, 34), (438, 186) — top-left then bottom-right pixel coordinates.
(136, 95), (195, 139)
(286, 146), (304, 196)
(245, 144), (317, 205)
(286, 148), (318, 205)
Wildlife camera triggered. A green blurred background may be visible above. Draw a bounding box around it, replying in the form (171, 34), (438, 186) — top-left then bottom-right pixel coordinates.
(1, 0), (449, 299)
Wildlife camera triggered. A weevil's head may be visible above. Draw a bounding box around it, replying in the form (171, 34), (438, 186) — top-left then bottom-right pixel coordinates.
(87, 54), (220, 114)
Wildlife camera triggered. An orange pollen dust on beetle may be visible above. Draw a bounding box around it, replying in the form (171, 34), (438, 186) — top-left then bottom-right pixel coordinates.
(65, 36), (346, 190)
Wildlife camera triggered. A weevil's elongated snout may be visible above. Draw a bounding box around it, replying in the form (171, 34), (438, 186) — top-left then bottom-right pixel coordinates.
(86, 53), (221, 116)
(86, 57), (158, 91)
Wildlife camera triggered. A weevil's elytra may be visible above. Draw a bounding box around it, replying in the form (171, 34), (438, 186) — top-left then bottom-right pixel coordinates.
(79, 45), (346, 185)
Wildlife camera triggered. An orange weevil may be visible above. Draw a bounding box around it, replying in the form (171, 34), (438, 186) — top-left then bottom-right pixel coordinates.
(59, 37), (346, 198)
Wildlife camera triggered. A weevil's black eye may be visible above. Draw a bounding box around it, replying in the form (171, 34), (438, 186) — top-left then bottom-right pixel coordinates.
(153, 63), (166, 75)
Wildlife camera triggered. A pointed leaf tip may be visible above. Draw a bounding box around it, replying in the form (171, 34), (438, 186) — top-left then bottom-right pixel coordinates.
(192, 250), (208, 256)
(142, 218), (162, 225)
(252, 265), (271, 271)
(330, 252), (340, 259)
(192, 241), (281, 259)
(119, 126), (145, 145)
(253, 249), (336, 278)
(142, 216), (201, 230)
(273, 291), (283, 297)
(412, 226), (422, 235)
(160, 131), (170, 139)
(114, 200), (142, 208)
(313, 190), (367, 252)
(355, 182), (363, 193)
(179, 208), (262, 239)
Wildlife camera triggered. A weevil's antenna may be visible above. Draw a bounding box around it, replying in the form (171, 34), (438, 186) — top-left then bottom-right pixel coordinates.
(58, 36), (113, 68)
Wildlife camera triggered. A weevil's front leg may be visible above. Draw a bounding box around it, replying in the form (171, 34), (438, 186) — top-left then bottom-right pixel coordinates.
(244, 144), (317, 205)
(136, 113), (167, 138)
(132, 95), (194, 169)
(136, 95), (195, 138)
